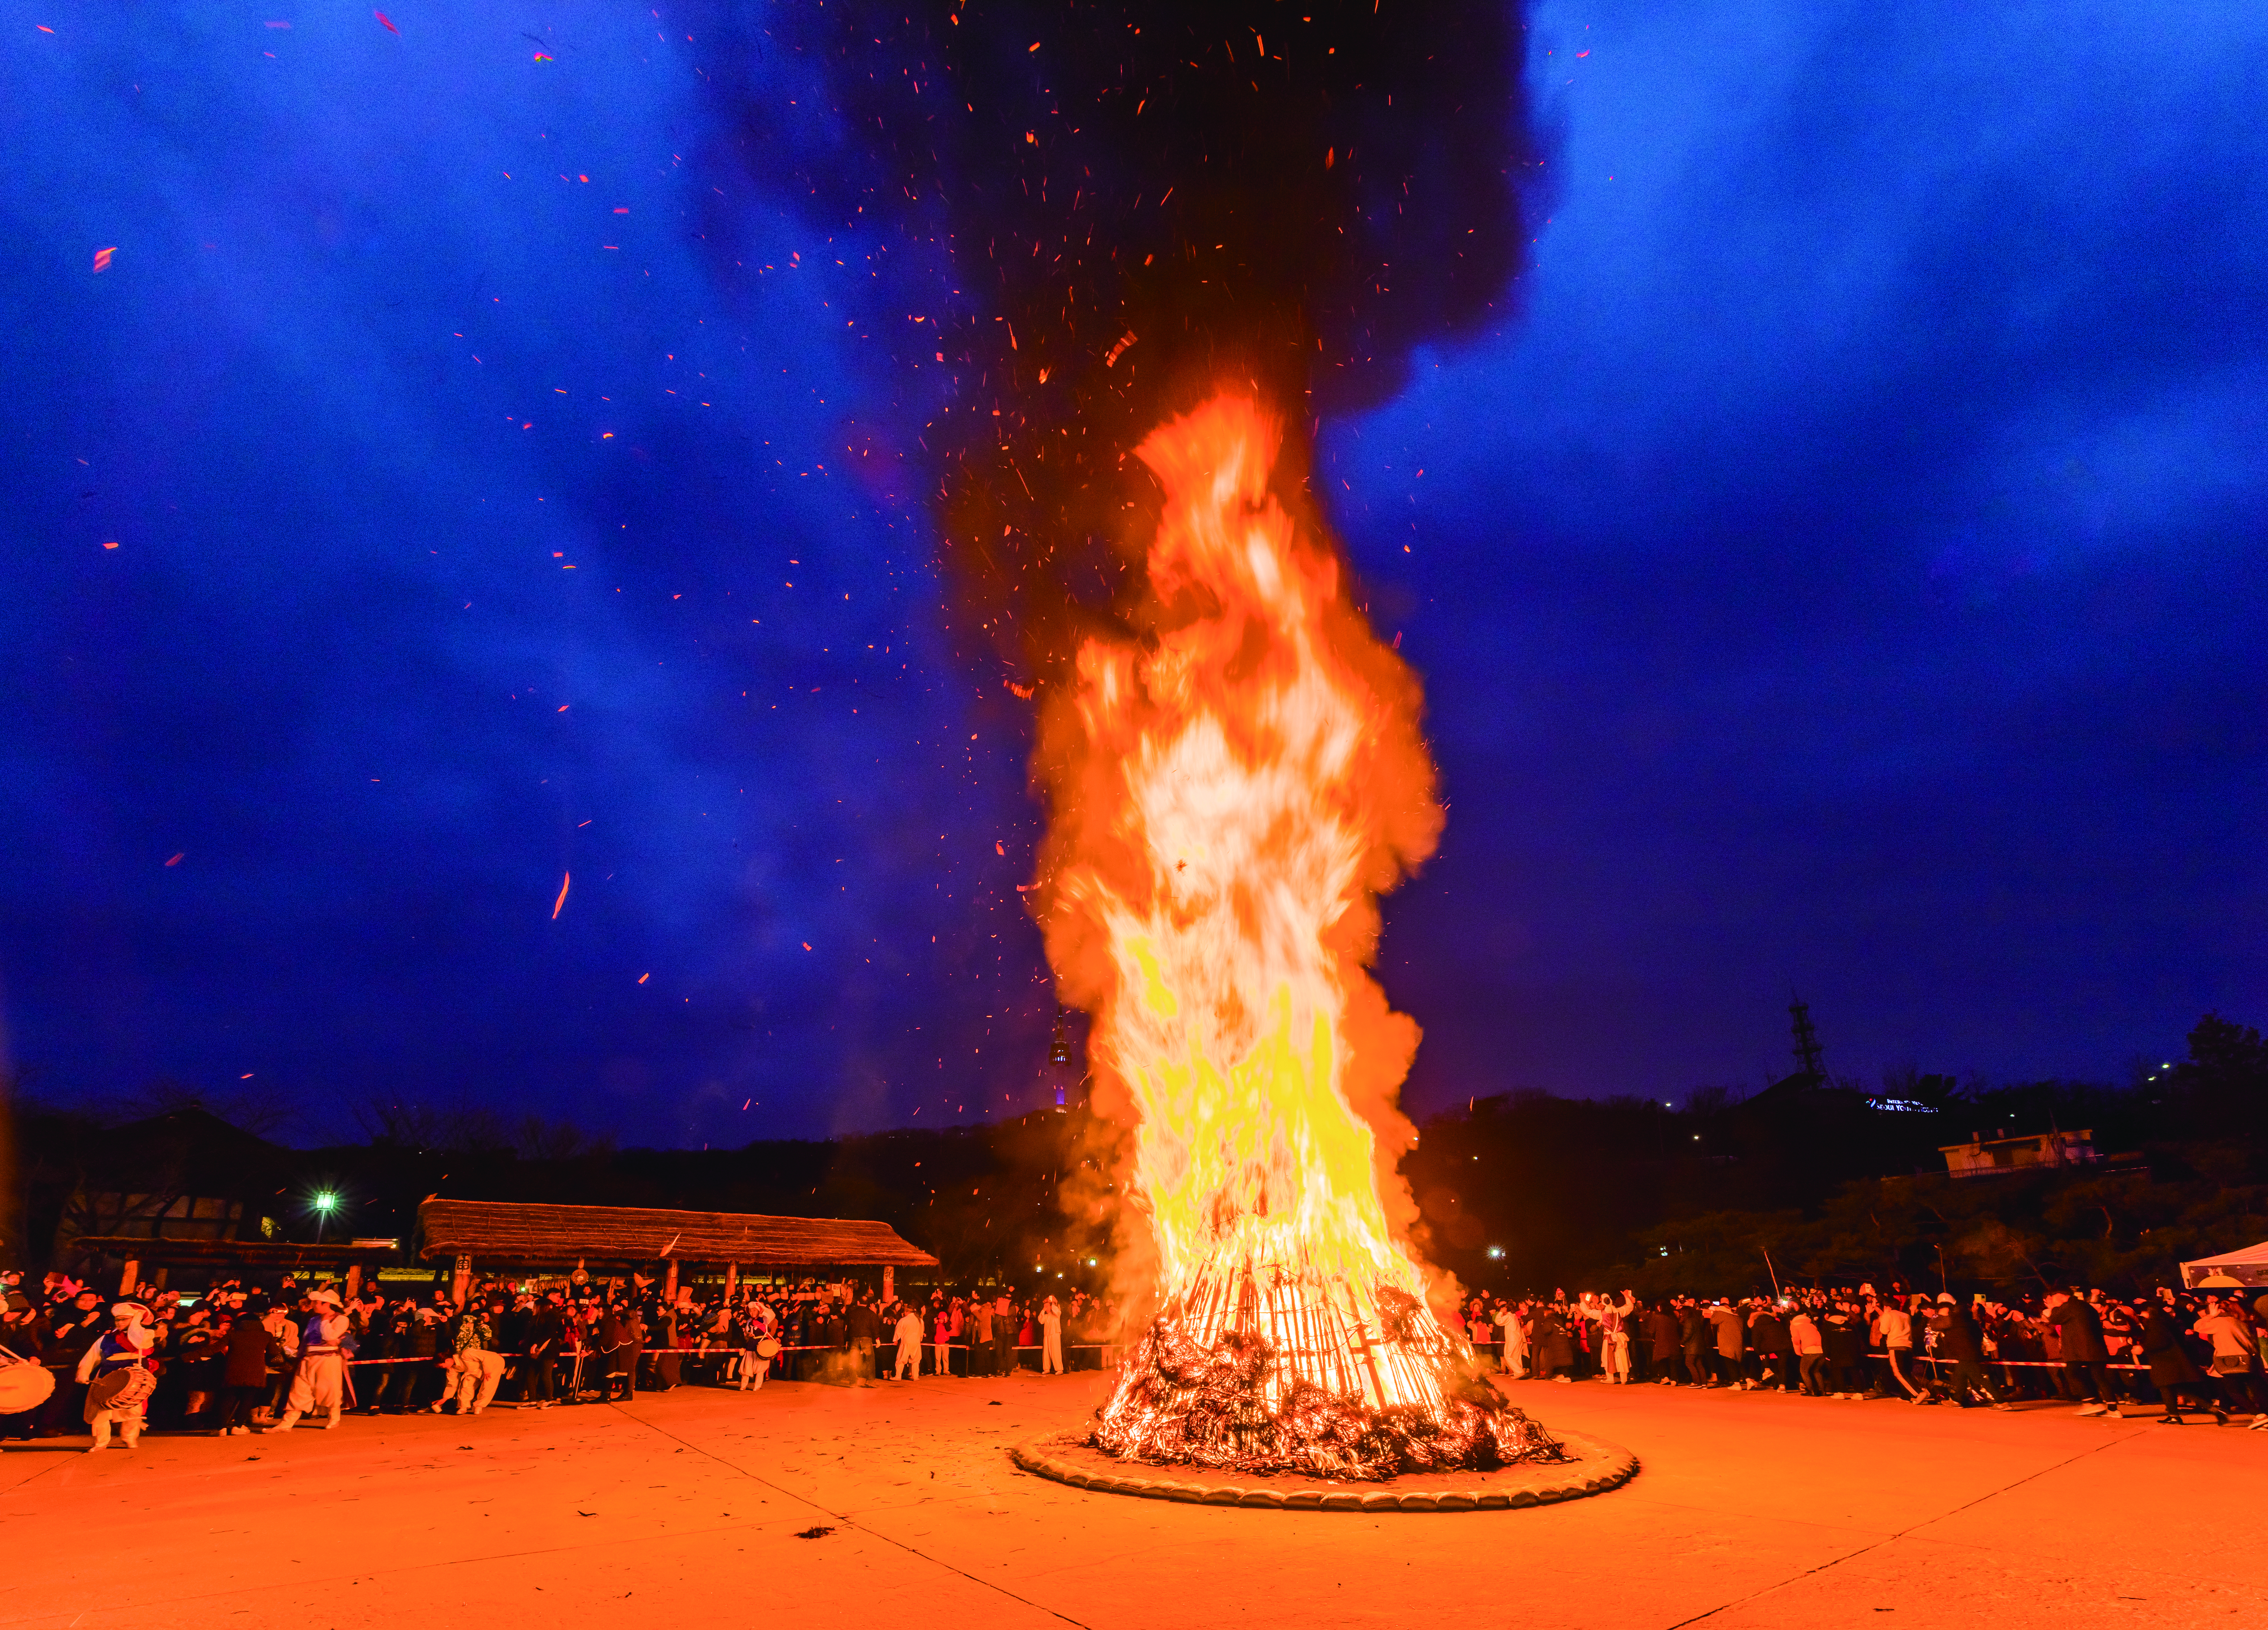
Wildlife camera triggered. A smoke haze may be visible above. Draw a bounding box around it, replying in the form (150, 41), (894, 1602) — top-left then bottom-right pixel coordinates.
(698, 0), (1547, 672)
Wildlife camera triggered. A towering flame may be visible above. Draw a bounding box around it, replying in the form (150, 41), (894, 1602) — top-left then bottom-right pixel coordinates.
(1034, 393), (1561, 1480)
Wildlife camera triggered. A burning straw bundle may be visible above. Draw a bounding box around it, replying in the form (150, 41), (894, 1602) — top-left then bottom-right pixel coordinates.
(1092, 1270), (1566, 1482)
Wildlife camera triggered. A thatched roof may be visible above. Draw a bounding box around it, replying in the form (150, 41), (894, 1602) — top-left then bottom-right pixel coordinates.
(416, 1198), (937, 1269)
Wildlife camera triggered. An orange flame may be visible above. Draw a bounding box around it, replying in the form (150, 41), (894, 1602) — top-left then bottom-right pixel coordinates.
(1037, 391), (1460, 1421)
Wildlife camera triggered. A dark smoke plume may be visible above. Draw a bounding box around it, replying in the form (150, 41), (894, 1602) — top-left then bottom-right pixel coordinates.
(696, 1), (1547, 675)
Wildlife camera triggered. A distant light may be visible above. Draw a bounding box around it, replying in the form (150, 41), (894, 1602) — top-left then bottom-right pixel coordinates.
(1086, 1259), (1096, 1267)
(313, 1191), (339, 1213)
(1692, 1135), (1700, 1141)
(1485, 1246), (1504, 1260)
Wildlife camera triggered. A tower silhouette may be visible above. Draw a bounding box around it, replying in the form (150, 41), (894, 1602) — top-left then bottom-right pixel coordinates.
(1788, 994), (1827, 1085)
(1043, 1004), (1082, 1111)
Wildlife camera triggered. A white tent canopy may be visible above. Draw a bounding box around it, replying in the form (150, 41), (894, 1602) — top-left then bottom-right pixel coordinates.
(2180, 1239), (2268, 1288)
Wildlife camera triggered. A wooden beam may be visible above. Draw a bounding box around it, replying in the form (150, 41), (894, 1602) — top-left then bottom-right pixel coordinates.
(883, 1265), (894, 1304)
(120, 1256), (140, 1297)
(723, 1262), (737, 1299)
(664, 1259), (679, 1302)
(344, 1264), (363, 1302)
(452, 1253), (473, 1305)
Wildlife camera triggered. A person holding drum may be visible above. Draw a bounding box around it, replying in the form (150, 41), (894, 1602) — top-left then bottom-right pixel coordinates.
(736, 1296), (780, 1391)
(0, 1323), (58, 1435)
(77, 1302), (157, 1451)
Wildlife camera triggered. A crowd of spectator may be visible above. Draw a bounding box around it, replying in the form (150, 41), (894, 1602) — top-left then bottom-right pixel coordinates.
(0, 1265), (1124, 1448)
(1448, 1281), (2268, 1425)
(10, 1262), (2268, 1448)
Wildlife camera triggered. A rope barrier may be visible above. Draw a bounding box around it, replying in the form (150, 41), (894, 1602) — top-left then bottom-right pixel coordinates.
(12, 1340), (1129, 1374)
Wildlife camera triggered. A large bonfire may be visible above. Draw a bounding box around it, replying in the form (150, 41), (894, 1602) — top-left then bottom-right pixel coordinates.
(1032, 392), (1563, 1481)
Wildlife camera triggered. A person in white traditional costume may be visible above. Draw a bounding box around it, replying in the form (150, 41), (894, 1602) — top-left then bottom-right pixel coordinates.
(271, 1289), (350, 1430)
(1039, 1295), (1064, 1375)
(893, 1303), (925, 1379)
(78, 1301), (157, 1451)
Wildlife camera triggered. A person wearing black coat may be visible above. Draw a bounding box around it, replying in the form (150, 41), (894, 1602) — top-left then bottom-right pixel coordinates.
(395, 1305), (444, 1408)
(522, 1294), (565, 1407)
(1823, 1304), (1871, 1397)
(1932, 1296), (2008, 1408)
(2139, 1299), (2225, 1424)
(595, 1305), (636, 1401)
(842, 1299), (882, 1383)
(1746, 1307), (1794, 1391)
(357, 1303), (402, 1413)
(37, 1292), (107, 1437)
(216, 1308), (275, 1435)
(2044, 1290), (2120, 1416)
(1531, 1307), (1573, 1381)
(1646, 1304), (1683, 1384)
(1679, 1303), (1711, 1386)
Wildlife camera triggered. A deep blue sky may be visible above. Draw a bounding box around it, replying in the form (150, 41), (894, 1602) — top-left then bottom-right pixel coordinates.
(4, 3), (2263, 1145)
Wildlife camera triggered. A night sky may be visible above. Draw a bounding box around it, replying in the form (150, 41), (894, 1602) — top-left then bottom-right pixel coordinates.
(5, 3), (2263, 1147)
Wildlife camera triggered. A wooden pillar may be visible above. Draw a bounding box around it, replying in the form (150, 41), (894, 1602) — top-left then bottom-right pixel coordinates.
(664, 1259), (678, 1303)
(723, 1262), (738, 1299)
(452, 1254), (473, 1305)
(882, 1265), (894, 1304)
(119, 1256), (140, 1297)
(345, 1264), (363, 1302)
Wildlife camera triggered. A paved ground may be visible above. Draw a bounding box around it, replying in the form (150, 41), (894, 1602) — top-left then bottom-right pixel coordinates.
(2, 1375), (2260, 1629)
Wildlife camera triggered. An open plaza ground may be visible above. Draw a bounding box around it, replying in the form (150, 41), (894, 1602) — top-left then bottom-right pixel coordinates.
(3, 1374), (2259, 1630)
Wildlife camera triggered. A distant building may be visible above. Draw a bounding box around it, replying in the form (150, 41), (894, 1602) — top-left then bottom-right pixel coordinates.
(54, 1106), (284, 1254)
(1939, 1128), (2099, 1179)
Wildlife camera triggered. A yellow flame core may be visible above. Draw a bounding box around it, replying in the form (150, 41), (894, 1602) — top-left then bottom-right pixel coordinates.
(1055, 393), (1452, 1415)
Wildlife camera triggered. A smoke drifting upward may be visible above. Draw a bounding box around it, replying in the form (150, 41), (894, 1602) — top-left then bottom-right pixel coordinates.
(703, 0), (1546, 676)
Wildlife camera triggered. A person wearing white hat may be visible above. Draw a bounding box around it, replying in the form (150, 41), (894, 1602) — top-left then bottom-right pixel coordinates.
(270, 1289), (350, 1431)
(893, 1301), (925, 1380)
(77, 1302), (157, 1451)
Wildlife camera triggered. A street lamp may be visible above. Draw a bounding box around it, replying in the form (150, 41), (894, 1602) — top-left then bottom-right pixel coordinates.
(312, 1190), (339, 1242)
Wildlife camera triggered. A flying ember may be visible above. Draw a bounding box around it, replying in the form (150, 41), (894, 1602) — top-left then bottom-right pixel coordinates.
(1036, 392), (1563, 1480)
